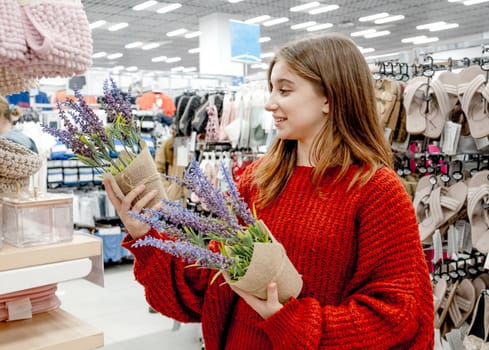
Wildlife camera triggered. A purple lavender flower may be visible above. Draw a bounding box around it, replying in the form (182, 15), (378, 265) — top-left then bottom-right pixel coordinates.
(132, 236), (234, 271)
(42, 79), (142, 175)
(102, 79), (133, 125)
(129, 210), (188, 240)
(220, 162), (255, 225)
(183, 159), (241, 232)
(154, 201), (233, 238)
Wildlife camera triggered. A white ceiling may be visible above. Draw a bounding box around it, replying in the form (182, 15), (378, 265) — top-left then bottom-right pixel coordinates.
(83, 0), (489, 74)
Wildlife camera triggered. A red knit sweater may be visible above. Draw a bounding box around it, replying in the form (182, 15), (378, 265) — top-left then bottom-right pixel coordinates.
(122, 164), (434, 349)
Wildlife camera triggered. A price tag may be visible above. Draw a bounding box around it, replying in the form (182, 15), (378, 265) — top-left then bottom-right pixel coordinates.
(7, 298), (32, 321)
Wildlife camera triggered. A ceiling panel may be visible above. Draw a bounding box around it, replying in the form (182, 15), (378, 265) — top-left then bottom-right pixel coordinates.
(82, 0), (489, 74)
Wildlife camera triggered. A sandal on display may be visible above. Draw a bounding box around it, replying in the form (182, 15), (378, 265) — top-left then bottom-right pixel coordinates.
(467, 170), (489, 254)
(463, 292), (489, 350)
(423, 75), (458, 139)
(375, 79), (401, 137)
(404, 77), (430, 135)
(415, 178), (467, 242)
(444, 279), (476, 328)
(458, 66), (489, 139)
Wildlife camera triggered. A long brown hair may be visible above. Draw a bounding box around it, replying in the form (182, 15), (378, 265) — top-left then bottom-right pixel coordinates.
(253, 33), (393, 207)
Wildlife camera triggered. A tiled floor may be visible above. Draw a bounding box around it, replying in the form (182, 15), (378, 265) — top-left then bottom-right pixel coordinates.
(57, 261), (202, 349)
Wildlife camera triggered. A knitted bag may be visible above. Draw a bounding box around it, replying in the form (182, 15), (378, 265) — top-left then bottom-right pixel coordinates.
(0, 0), (27, 63)
(0, 67), (37, 96)
(0, 137), (42, 192)
(14, 0), (92, 79)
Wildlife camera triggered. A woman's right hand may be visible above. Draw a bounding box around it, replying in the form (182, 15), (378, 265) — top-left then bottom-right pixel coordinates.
(103, 179), (160, 239)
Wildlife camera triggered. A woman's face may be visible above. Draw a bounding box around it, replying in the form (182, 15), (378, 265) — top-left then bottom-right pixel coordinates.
(265, 60), (329, 145)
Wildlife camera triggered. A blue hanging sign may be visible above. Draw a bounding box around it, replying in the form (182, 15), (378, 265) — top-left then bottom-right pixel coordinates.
(229, 20), (261, 64)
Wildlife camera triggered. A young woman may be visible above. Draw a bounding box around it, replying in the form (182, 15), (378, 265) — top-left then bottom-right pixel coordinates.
(104, 33), (434, 349)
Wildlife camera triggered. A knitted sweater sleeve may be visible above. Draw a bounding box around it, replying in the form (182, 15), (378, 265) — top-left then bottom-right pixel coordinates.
(121, 229), (211, 323)
(257, 169), (434, 349)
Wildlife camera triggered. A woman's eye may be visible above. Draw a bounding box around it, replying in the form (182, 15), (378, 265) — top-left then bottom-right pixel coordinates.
(279, 89), (290, 95)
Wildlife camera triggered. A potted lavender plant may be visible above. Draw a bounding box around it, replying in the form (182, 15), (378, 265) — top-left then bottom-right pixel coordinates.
(131, 159), (303, 303)
(43, 79), (167, 207)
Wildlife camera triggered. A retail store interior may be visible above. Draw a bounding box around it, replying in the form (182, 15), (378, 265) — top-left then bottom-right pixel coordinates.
(1, 0), (489, 349)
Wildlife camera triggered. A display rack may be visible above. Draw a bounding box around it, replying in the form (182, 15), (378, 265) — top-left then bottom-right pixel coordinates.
(0, 235), (104, 350)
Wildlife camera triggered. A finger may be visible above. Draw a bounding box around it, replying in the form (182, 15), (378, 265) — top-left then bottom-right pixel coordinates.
(120, 184), (146, 213)
(132, 189), (158, 213)
(103, 178), (122, 211)
(267, 283), (279, 305)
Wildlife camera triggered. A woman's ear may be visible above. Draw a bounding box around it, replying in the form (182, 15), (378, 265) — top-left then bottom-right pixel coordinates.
(322, 98), (329, 115)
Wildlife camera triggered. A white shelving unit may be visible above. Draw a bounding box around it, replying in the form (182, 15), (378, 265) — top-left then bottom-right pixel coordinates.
(0, 235), (104, 350)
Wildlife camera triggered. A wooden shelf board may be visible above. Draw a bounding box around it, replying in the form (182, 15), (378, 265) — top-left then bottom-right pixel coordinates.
(0, 308), (103, 350)
(0, 235), (102, 272)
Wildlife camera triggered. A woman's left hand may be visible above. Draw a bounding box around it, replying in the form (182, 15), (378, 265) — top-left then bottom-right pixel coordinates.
(230, 282), (283, 320)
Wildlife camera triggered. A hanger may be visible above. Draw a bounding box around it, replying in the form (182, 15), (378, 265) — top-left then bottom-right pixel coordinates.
(422, 56), (435, 114)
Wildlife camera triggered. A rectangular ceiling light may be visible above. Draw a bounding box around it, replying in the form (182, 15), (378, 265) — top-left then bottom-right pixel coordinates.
(413, 37), (439, 44)
(184, 31), (201, 38)
(364, 30), (390, 38)
(188, 48), (200, 54)
(245, 15), (271, 24)
(416, 21), (446, 30)
(260, 52), (275, 58)
(351, 29), (376, 37)
(429, 23), (459, 31)
(401, 35), (427, 43)
(125, 41), (143, 49)
(166, 57), (182, 63)
(91, 51), (107, 58)
(107, 53), (123, 59)
(157, 3), (182, 14)
(291, 21), (316, 30)
(142, 43), (160, 50)
(133, 1), (158, 11)
(263, 17), (289, 26)
(126, 66), (138, 72)
(166, 28), (187, 36)
(374, 15), (405, 24)
(307, 23), (334, 31)
(259, 36), (271, 43)
(152, 56), (168, 62)
(290, 1), (320, 12)
(359, 12), (389, 22)
(309, 5), (339, 14)
(89, 20), (106, 29)
(108, 22), (128, 31)
(183, 67), (197, 72)
(358, 47), (375, 54)
(464, 0), (489, 4)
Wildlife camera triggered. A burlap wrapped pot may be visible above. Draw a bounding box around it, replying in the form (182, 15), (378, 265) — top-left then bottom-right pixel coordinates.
(224, 221), (303, 304)
(103, 143), (167, 208)
(0, 137), (41, 192)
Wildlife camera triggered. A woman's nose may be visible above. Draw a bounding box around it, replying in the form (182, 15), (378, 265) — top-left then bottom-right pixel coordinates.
(265, 98), (277, 112)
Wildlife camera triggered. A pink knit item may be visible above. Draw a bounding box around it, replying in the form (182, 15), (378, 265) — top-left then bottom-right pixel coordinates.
(0, 284), (61, 321)
(0, 0), (28, 63)
(14, 0), (93, 79)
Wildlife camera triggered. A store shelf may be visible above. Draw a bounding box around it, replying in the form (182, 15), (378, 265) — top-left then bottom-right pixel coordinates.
(0, 234), (101, 272)
(0, 308), (103, 350)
